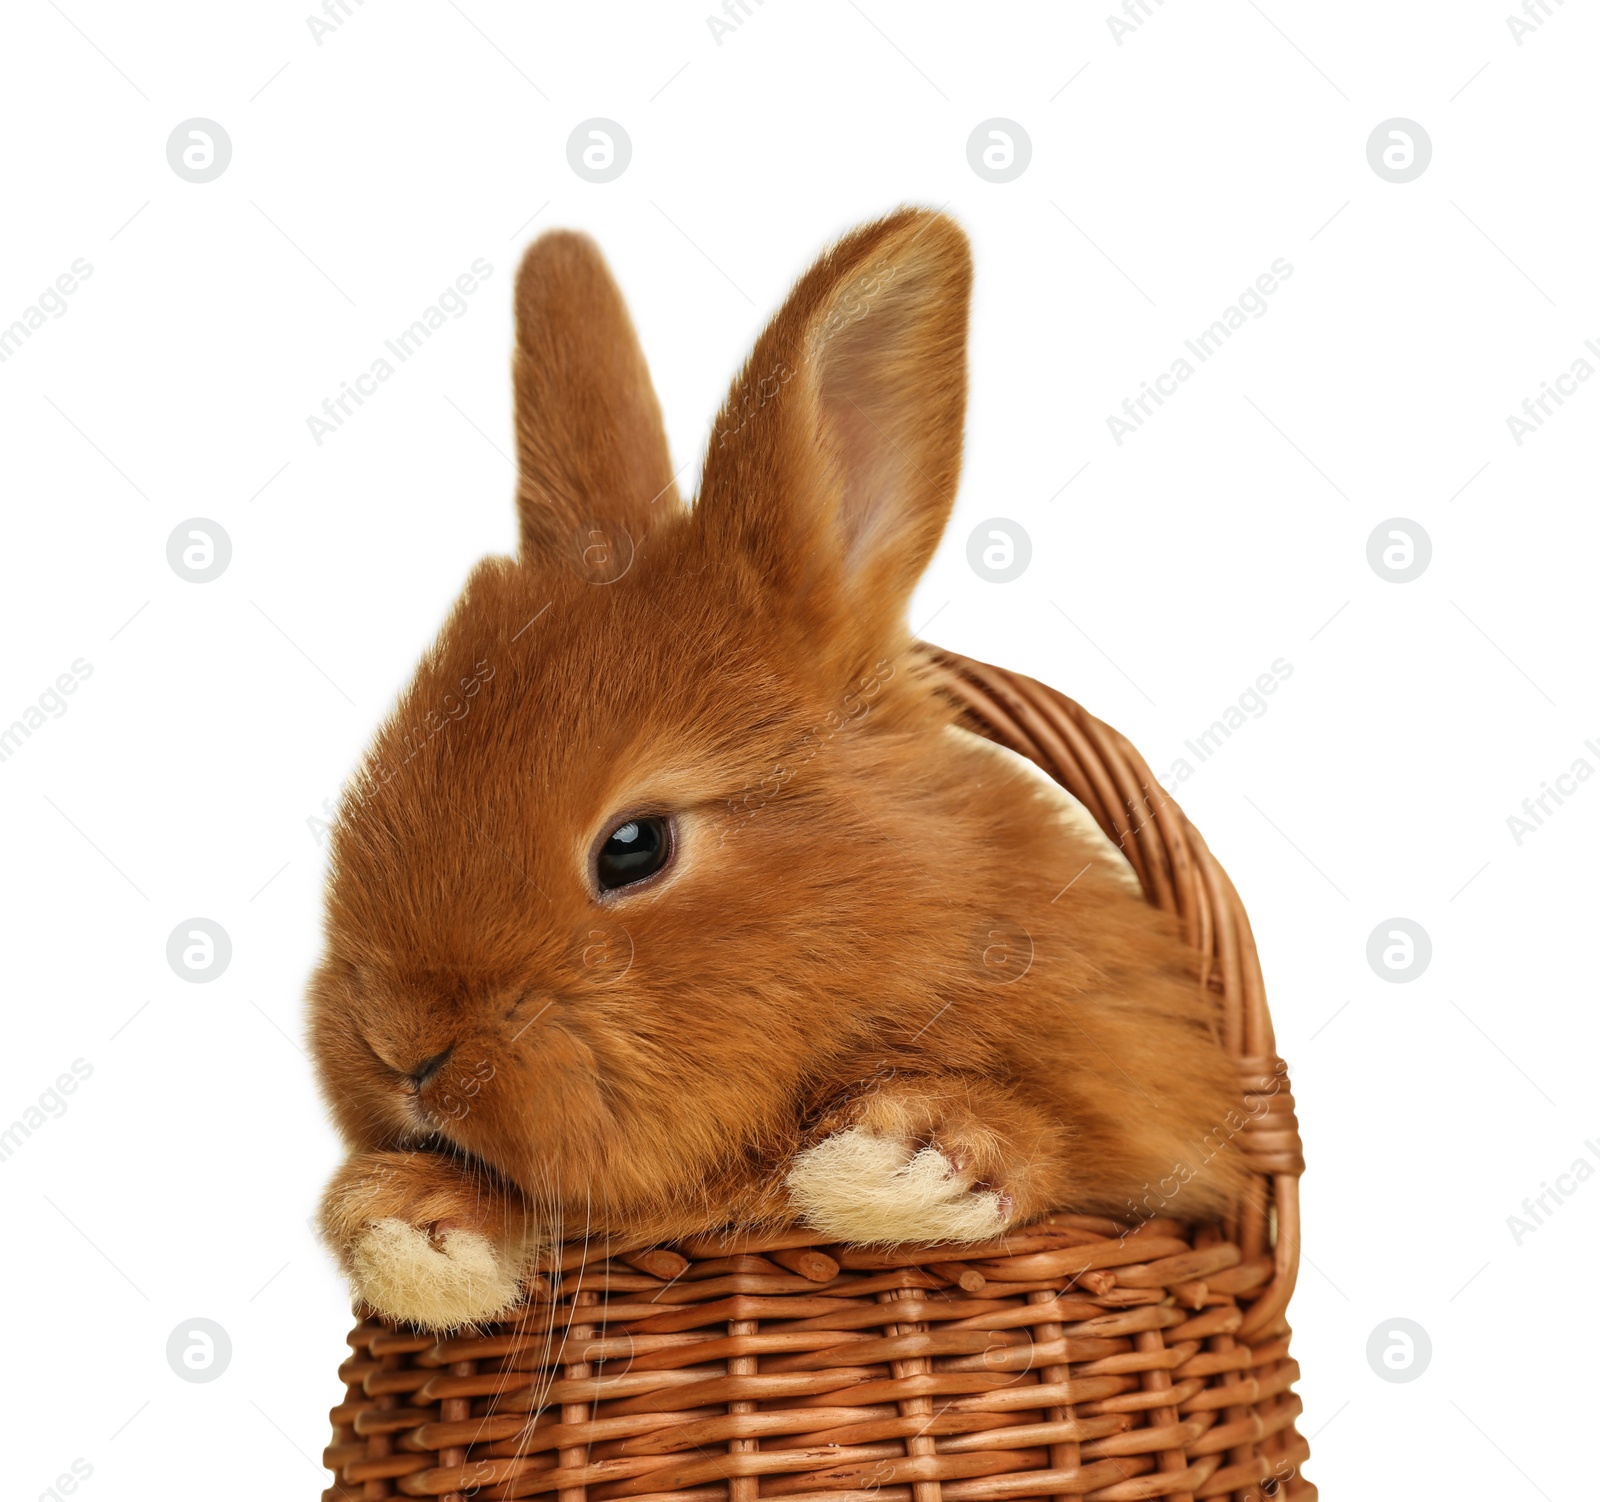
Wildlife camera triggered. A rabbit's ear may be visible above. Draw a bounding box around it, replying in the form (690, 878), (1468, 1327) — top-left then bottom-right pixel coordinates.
(696, 209), (970, 653)
(512, 232), (683, 560)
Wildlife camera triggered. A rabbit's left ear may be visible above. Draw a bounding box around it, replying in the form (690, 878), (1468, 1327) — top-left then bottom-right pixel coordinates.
(511, 232), (683, 560)
(695, 208), (971, 657)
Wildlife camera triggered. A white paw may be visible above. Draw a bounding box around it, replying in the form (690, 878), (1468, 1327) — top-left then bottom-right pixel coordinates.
(785, 1127), (1013, 1244)
(348, 1218), (523, 1330)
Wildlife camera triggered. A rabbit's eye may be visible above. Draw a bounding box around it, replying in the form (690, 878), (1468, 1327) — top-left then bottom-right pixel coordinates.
(595, 816), (671, 892)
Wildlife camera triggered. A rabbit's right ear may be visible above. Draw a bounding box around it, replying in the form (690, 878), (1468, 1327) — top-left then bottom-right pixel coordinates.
(511, 232), (683, 560)
(695, 209), (971, 665)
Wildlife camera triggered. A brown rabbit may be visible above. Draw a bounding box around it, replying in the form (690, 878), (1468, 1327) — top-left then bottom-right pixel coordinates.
(311, 208), (1248, 1330)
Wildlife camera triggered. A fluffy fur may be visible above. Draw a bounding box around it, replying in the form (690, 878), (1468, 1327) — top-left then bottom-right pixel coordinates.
(310, 209), (1248, 1330)
(786, 1131), (1011, 1243)
(348, 1221), (522, 1329)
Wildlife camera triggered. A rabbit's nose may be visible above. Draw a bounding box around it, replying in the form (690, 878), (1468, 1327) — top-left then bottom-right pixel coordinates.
(405, 1046), (455, 1092)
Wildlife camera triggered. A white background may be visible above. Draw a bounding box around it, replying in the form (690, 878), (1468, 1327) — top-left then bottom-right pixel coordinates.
(2, 1), (1596, 1496)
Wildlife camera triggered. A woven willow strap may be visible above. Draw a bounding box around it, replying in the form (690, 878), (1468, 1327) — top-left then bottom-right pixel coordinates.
(322, 649), (1312, 1502)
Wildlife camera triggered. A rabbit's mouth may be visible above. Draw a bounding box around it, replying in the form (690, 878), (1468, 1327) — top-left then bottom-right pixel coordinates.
(399, 1089), (472, 1140)
(393, 1129), (504, 1187)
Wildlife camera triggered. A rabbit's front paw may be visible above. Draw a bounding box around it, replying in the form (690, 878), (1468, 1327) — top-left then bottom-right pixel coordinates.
(785, 1127), (1014, 1244)
(348, 1218), (523, 1329)
(320, 1150), (532, 1329)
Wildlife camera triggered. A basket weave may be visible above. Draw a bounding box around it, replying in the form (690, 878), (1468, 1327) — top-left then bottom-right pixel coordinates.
(322, 647), (1310, 1501)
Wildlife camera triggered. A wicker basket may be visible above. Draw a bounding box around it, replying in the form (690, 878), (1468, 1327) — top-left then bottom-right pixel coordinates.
(322, 647), (1310, 1501)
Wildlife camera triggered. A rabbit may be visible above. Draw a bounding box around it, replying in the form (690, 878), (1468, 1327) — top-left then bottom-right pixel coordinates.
(310, 208), (1250, 1331)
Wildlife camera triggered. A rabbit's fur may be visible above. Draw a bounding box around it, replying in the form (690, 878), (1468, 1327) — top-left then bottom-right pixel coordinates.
(311, 209), (1247, 1330)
